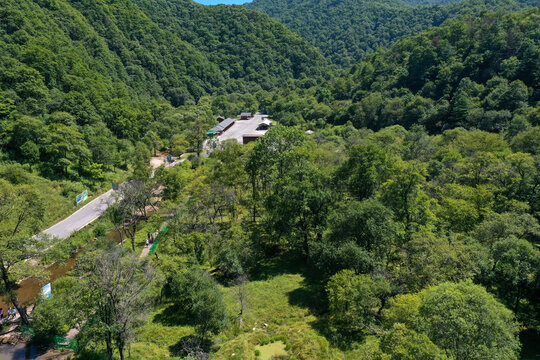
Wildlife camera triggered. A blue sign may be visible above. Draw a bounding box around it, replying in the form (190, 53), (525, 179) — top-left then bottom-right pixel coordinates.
(76, 194), (82, 205)
(42, 283), (52, 300)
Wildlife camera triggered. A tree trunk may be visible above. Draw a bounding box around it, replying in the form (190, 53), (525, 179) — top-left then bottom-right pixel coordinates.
(303, 233), (310, 258)
(118, 341), (125, 360)
(514, 287), (521, 314)
(0, 262), (30, 325)
(106, 332), (114, 360)
(11, 297), (29, 326)
(377, 297), (386, 316)
(251, 178), (257, 223)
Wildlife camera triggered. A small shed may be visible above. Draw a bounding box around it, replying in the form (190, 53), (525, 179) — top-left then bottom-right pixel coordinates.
(208, 118), (235, 136)
(243, 133), (265, 144)
(217, 115), (225, 123)
(240, 112), (252, 120)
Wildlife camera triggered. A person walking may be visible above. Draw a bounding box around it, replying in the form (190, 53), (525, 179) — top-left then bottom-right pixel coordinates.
(145, 238), (149, 247)
(7, 307), (11, 319)
(12, 307), (16, 319)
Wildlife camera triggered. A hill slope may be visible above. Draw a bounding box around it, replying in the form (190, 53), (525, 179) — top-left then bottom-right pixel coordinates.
(246, 0), (536, 66)
(132, 0), (331, 92)
(265, 10), (540, 133)
(0, 0), (330, 182)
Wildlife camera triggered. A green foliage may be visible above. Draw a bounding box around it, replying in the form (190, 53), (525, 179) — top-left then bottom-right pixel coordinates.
(133, 0), (332, 91)
(486, 237), (540, 314)
(392, 230), (482, 292)
(247, 0), (532, 67)
(379, 323), (448, 360)
(3, 0), (539, 356)
(386, 281), (521, 360)
(337, 144), (394, 200)
(78, 247), (156, 359)
(31, 277), (86, 341)
(0, 0), (330, 187)
(165, 266), (228, 339)
(314, 199), (400, 274)
(327, 270), (390, 333)
(421, 281), (521, 360)
(264, 10), (540, 134)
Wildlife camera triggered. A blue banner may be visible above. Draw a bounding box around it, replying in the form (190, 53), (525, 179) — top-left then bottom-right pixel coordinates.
(42, 283), (52, 299)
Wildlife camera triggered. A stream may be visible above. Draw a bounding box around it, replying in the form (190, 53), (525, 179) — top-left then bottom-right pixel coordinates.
(0, 344), (48, 360)
(0, 230), (122, 359)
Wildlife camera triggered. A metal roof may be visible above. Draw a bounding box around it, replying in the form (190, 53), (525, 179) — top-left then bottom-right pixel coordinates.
(209, 118), (235, 133)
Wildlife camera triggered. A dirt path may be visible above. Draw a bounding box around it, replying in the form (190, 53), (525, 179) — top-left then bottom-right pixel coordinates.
(140, 244), (151, 258)
(150, 155), (165, 170)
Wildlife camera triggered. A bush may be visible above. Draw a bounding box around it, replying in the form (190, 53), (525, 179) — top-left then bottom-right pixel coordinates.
(165, 267), (228, 339)
(93, 221), (109, 237)
(31, 277), (81, 341)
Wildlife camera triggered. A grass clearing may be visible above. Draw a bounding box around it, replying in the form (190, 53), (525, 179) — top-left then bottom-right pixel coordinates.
(131, 257), (345, 359)
(255, 341), (287, 359)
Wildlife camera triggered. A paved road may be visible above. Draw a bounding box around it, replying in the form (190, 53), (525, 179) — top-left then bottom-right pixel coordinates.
(42, 157), (186, 240)
(42, 190), (116, 240)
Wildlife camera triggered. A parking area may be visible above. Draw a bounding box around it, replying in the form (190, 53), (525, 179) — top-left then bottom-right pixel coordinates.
(216, 113), (270, 144)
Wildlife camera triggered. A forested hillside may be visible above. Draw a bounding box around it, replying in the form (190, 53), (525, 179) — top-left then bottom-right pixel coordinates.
(0, 0), (329, 184)
(262, 10), (540, 135)
(33, 123), (540, 359)
(246, 0), (535, 66)
(132, 0), (331, 91)
(0, 0), (539, 358)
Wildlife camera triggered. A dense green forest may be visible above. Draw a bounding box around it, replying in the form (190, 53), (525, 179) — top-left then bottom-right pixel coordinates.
(0, 0), (330, 205)
(0, 0), (539, 359)
(30, 123), (540, 359)
(246, 0), (536, 66)
(132, 0), (331, 91)
(260, 10), (540, 135)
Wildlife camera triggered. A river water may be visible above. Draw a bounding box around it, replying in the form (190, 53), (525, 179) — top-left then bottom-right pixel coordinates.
(0, 344), (48, 360)
(0, 231), (123, 359)
(0, 229), (124, 313)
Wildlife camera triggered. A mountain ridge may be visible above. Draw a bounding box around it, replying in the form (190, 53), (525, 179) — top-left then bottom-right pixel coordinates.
(246, 0), (537, 66)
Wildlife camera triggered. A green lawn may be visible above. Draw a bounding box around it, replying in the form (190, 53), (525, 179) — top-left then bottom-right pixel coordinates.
(131, 257), (343, 359)
(255, 341), (287, 359)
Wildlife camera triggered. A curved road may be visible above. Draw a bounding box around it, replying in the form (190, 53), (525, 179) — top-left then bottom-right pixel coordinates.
(41, 158), (185, 240)
(42, 190), (116, 239)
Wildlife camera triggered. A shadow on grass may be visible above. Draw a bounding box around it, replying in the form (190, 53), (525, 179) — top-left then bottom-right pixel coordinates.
(169, 335), (211, 359)
(153, 304), (197, 327)
(249, 253), (309, 282)
(282, 255), (367, 351)
(287, 282), (326, 314)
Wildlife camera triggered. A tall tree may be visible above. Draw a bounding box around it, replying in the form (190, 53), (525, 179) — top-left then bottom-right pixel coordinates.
(0, 180), (45, 325)
(79, 247), (155, 360)
(386, 281), (521, 360)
